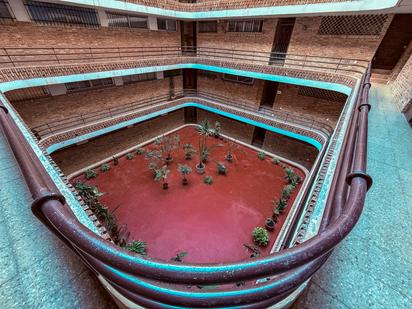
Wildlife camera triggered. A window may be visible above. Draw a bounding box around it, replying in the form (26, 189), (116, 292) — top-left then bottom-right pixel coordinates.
(157, 18), (177, 31)
(318, 15), (389, 36)
(164, 70), (182, 78)
(198, 21), (218, 33)
(227, 20), (263, 33)
(106, 11), (147, 29)
(65, 78), (113, 92)
(122, 73), (156, 85)
(0, 0), (13, 21)
(24, 0), (99, 27)
(222, 74), (254, 85)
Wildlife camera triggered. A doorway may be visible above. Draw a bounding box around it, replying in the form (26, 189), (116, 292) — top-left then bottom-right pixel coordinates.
(181, 21), (197, 54)
(269, 18), (296, 65)
(183, 69), (197, 92)
(252, 127), (267, 148)
(184, 107), (197, 124)
(373, 14), (412, 70)
(260, 81), (280, 108)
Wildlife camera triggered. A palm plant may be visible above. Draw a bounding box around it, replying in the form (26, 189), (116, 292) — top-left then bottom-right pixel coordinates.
(154, 165), (170, 189)
(216, 162), (228, 175)
(100, 163), (110, 172)
(123, 241), (147, 255)
(183, 143), (196, 160)
(178, 164), (192, 185)
(155, 134), (180, 164)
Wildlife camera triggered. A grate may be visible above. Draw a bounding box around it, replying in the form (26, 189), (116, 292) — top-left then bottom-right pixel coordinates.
(318, 15), (389, 36)
(298, 86), (347, 103)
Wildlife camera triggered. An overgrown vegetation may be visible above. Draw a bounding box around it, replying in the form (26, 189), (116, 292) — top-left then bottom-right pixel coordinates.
(252, 227), (269, 247)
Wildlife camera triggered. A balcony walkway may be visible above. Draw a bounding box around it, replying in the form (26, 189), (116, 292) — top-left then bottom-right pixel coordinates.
(0, 84), (411, 308)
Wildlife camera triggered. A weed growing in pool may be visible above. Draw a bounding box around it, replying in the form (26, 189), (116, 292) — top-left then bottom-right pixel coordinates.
(257, 151), (266, 160)
(178, 164), (192, 185)
(252, 227), (269, 247)
(84, 169), (97, 179)
(100, 163), (110, 172)
(171, 251), (188, 262)
(203, 175), (213, 185)
(136, 147), (145, 155)
(126, 153), (133, 160)
(123, 241), (147, 255)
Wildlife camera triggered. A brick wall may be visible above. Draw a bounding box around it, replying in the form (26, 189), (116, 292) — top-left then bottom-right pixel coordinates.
(198, 19), (277, 53)
(287, 16), (392, 60)
(274, 83), (346, 126)
(197, 74), (264, 107)
(51, 109), (185, 174)
(391, 53), (412, 112)
(11, 76), (183, 128)
(263, 131), (317, 170)
(0, 22), (180, 48)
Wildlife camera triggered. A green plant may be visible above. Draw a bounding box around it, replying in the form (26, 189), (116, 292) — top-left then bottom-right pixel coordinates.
(272, 158), (280, 165)
(126, 153), (133, 160)
(136, 147), (145, 155)
(274, 198), (288, 215)
(252, 227), (269, 247)
(284, 168), (302, 187)
(257, 151), (266, 160)
(178, 164), (192, 185)
(211, 121), (221, 137)
(155, 134), (180, 161)
(197, 119), (213, 136)
(124, 241), (147, 255)
(243, 243), (260, 258)
(203, 175), (213, 185)
(216, 162), (227, 175)
(154, 165), (170, 189)
(171, 251), (188, 262)
(281, 185), (295, 201)
(84, 169), (97, 179)
(100, 163), (110, 172)
(183, 143), (196, 159)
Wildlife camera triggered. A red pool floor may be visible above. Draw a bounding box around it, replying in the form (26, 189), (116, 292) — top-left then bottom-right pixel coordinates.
(73, 126), (305, 263)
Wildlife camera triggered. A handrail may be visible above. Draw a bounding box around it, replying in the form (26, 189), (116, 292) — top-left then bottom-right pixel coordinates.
(0, 46), (368, 76)
(0, 63), (372, 307)
(120, 0), (358, 12)
(30, 89), (334, 140)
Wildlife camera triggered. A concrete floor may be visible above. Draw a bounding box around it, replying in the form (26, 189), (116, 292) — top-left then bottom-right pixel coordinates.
(0, 84), (411, 308)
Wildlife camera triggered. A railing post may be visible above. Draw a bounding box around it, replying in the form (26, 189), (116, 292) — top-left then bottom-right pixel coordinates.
(46, 123), (53, 135)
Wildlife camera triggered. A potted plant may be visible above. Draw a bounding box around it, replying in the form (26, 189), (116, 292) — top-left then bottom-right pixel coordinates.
(154, 165), (170, 189)
(123, 240), (147, 255)
(281, 185), (294, 201)
(257, 151), (266, 160)
(183, 143), (196, 160)
(178, 164), (192, 185)
(113, 156), (119, 166)
(171, 251), (188, 262)
(216, 162), (228, 175)
(126, 153), (133, 160)
(252, 227), (270, 247)
(212, 121), (221, 139)
(100, 163), (110, 172)
(265, 218), (275, 231)
(155, 134), (180, 165)
(284, 168), (302, 187)
(272, 158), (280, 165)
(274, 198), (288, 215)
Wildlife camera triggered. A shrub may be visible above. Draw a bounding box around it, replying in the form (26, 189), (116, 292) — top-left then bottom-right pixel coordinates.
(100, 163), (110, 172)
(136, 147), (145, 155)
(203, 175), (213, 185)
(272, 158), (280, 165)
(252, 227), (269, 247)
(84, 169), (97, 179)
(257, 151), (266, 160)
(124, 241), (146, 255)
(126, 153), (133, 160)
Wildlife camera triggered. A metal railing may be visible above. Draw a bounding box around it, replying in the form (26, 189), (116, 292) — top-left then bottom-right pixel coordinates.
(0, 46), (368, 75)
(30, 89), (334, 140)
(120, 0), (359, 12)
(0, 62), (373, 308)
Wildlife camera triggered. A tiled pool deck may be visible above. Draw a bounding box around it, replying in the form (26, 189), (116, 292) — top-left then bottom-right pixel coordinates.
(0, 84), (411, 308)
